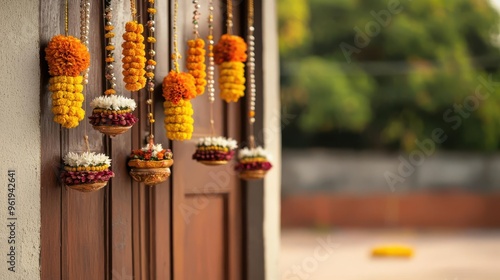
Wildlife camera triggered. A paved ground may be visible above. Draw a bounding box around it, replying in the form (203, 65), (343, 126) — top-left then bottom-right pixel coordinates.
(280, 229), (500, 280)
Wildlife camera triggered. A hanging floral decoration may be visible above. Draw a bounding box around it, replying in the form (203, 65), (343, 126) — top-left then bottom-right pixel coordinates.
(89, 95), (138, 136)
(91, 0), (138, 137)
(162, 0), (197, 141)
(128, 0), (173, 186)
(192, 0), (238, 166)
(236, 0), (272, 180)
(128, 142), (174, 185)
(192, 137), (237, 163)
(61, 152), (114, 192)
(214, 0), (248, 103)
(45, 35), (90, 128)
(235, 147), (272, 180)
(186, 1), (207, 96)
(122, 13), (146, 92)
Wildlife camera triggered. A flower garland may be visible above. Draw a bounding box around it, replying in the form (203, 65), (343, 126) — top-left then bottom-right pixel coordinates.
(61, 152), (115, 186)
(46, 35), (90, 128)
(192, 137), (237, 162)
(122, 21), (146, 92)
(187, 39), (207, 96)
(162, 0), (197, 141)
(89, 95), (138, 127)
(214, 13), (248, 103)
(186, 1), (207, 96)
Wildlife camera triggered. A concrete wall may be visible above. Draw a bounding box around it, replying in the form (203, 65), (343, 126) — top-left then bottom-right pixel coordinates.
(263, 1), (281, 279)
(0, 0), (41, 279)
(282, 149), (500, 195)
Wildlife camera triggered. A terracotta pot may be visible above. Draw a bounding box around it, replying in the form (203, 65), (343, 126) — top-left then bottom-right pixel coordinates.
(198, 160), (229, 166)
(66, 181), (108, 192)
(93, 125), (132, 137)
(128, 159), (174, 169)
(129, 167), (171, 186)
(239, 169), (267, 180)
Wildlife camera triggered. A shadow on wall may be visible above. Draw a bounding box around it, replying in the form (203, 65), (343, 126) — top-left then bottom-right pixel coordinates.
(281, 149), (500, 228)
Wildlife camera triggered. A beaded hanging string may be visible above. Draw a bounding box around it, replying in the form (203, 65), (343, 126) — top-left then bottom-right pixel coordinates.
(146, 0), (157, 144)
(162, 0), (197, 141)
(191, 0), (238, 165)
(207, 0), (216, 136)
(104, 0), (116, 95)
(247, 0), (256, 148)
(234, 0), (272, 180)
(80, 0), (91, 151)
(214, 0), (247, 103)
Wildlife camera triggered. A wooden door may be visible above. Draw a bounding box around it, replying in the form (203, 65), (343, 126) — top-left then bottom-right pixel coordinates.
(40, 1), (259, 279)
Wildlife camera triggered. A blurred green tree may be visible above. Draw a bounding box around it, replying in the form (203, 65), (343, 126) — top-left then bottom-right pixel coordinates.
(280, 0), (500, 151)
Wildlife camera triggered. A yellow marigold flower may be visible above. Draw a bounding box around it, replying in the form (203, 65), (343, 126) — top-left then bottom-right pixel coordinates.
(147, 37), (156, 43)
(105, 32), (115, 38)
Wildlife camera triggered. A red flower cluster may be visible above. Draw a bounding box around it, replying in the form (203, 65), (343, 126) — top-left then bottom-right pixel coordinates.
(130, 148), (173, 161)
(61, 170), (114, 186)
(235, 161), (272, 172)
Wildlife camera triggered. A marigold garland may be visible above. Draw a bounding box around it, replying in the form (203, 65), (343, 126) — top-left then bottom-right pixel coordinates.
(187, 39), (207, 95)
(214, 34), (247, 102)
(163, 99), (194, 141)
(122, 21), (147, 92)
(45, 35), (90, 128)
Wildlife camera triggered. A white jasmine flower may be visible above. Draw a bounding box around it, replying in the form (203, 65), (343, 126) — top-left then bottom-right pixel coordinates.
(197, 137), (238, 150)
(63, 152), (112, 167)
(237, 146), (271, 160)
(90, 95), (137, 111)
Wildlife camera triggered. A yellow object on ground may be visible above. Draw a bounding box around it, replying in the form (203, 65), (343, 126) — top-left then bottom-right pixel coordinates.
(371, 245), (414, 258)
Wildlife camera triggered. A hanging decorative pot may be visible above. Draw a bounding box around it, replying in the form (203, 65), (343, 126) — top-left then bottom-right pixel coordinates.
(235, 147), (272, 180)
(89, 95), (138, 137)
(128, 142), (174, 186)
(193, 136), (237, 166)
(235, 0), (272, 181)
(61, 152), (115, 192)
(89, 1), (139, 138)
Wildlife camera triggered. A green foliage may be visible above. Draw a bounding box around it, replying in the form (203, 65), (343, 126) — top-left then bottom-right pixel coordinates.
(279, 0), (500, 151)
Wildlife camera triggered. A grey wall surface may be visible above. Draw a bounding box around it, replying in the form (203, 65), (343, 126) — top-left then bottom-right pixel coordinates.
(282, 149), (500, 195)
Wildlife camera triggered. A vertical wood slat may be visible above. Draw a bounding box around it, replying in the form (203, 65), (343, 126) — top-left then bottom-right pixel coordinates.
(108, 1), (135, 279)
(63, 0), (106, 279)
(40, 0), (63, 277)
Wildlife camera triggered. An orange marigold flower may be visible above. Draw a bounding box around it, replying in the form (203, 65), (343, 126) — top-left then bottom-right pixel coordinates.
(162, 71), (197, 104)
(45, 35), (90, 77)
(213, 34), (247, 65)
